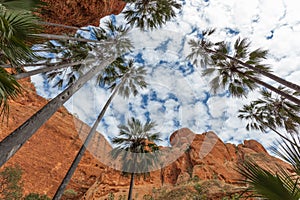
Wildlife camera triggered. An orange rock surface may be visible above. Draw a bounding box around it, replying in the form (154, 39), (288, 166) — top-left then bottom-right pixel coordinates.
(38, 0), (126, 34)
(0, 78), (110, 198)
(83, 128), (292, 199)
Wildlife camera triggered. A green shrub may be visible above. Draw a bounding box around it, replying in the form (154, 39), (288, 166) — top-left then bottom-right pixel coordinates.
(62, 189), (77, 198)
(193, 183), (207, 200)
(0, 165), (23, 200)
(143, 194), (154, 200)
(194, 183), (202, 194)
(118, 195), (126, 200)
(191, 175), (200, 182)
(108, 192), (115, 200)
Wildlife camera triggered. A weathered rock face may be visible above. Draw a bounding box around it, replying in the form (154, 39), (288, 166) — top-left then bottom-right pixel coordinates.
(38, 0), (126, 33)
(0, 79), (111, 198)
(83, 128), (292, 199)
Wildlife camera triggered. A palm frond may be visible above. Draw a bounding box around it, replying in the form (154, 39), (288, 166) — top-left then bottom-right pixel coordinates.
(0, 67), (22, 120)
(239, 159), (300, 200)
(123, 0), (181, 30)
(0, 10), (41, 65)
(271, 134), (300, 176)
(234, 37), (250, 59)
(1, 0), (45, 11)
(239, 88), (300, 134)
(110, 117), (161, 175)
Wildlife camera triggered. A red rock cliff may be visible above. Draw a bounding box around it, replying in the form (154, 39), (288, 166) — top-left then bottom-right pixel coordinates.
(0, 78), (112, 198)
(83, 128), (292, 199)
(38, 0), (126, 33)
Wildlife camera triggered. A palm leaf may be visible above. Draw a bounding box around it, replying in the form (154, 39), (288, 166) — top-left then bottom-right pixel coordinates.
(0, 0), (44, 11)
(0, 67), (22, 120)
(123, 0), (181, 30)
(110, 117), (161, 175)
(239, 159), (300, 200)
(271, 134), (300, 176)
(0, 10), (41, 65)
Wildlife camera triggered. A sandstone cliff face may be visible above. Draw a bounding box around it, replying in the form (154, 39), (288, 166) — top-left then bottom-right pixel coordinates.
(83, 128), (292, 199)
(39, 0), (126, 34)
(0, 79), (112, 198)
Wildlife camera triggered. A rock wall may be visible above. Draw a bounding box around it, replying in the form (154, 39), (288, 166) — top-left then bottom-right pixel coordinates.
(0, 79), (112, 198)
(83, 128), (292, 199)
(38, 0), (126, 34)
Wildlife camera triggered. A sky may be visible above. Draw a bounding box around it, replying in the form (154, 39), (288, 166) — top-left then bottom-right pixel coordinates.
(30, 0), (300, 155)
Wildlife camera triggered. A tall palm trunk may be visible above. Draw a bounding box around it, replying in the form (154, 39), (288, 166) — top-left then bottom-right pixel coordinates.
(14, 58), (95, 80)
(32, 33), (114, 44)
(53, 81), (122, 200)
(1, 60), (69, 68)
(37, 21), (89, 32)
(206, 48), (300, 93)
(160, 166), (164, 186)
(128, 173), (135, 200)
(240, 70), (300, 105)
(0, 56), (116, 167)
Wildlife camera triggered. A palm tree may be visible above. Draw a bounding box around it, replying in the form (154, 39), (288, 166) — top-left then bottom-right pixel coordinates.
(0, 67), (22, 121)
(239, 159), (300, 200)
(111, 117), (161, 200)
(201, 62), (300, 105)
(239, 133), (300, 200)
(238, 90), (300, 199)
(53, 58), (147, 200)
(238, 88), (300, 135)
(0, 24), (132, 167)
(187, 29), (300, 95)
(13, 21), (133, 85)
(123, 0), (181, 30)
(0, 3), (42, 119)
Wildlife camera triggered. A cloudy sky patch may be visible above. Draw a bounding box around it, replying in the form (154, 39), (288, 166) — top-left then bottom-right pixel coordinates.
(30, 0), (299, 151)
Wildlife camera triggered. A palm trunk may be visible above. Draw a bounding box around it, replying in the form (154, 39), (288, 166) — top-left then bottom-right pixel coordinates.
(206, 48), (300, 93)
(242, 72), (300, 105)
(31, 33), (115, 45)
(37, 21), (89, 32)
(160, 167), (164, 186)
(128, 173), (135, 200)
(53, 82), (121, 200)
(1, 60), (70, 69)
(0, 56), (116, 167)
(13, 58), (95, 80)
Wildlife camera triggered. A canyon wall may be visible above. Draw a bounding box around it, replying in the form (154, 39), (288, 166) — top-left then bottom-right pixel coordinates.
(39, 0), (126, 33)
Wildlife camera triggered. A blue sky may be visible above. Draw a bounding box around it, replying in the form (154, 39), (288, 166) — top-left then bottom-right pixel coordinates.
(30, 0), (300, 151)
